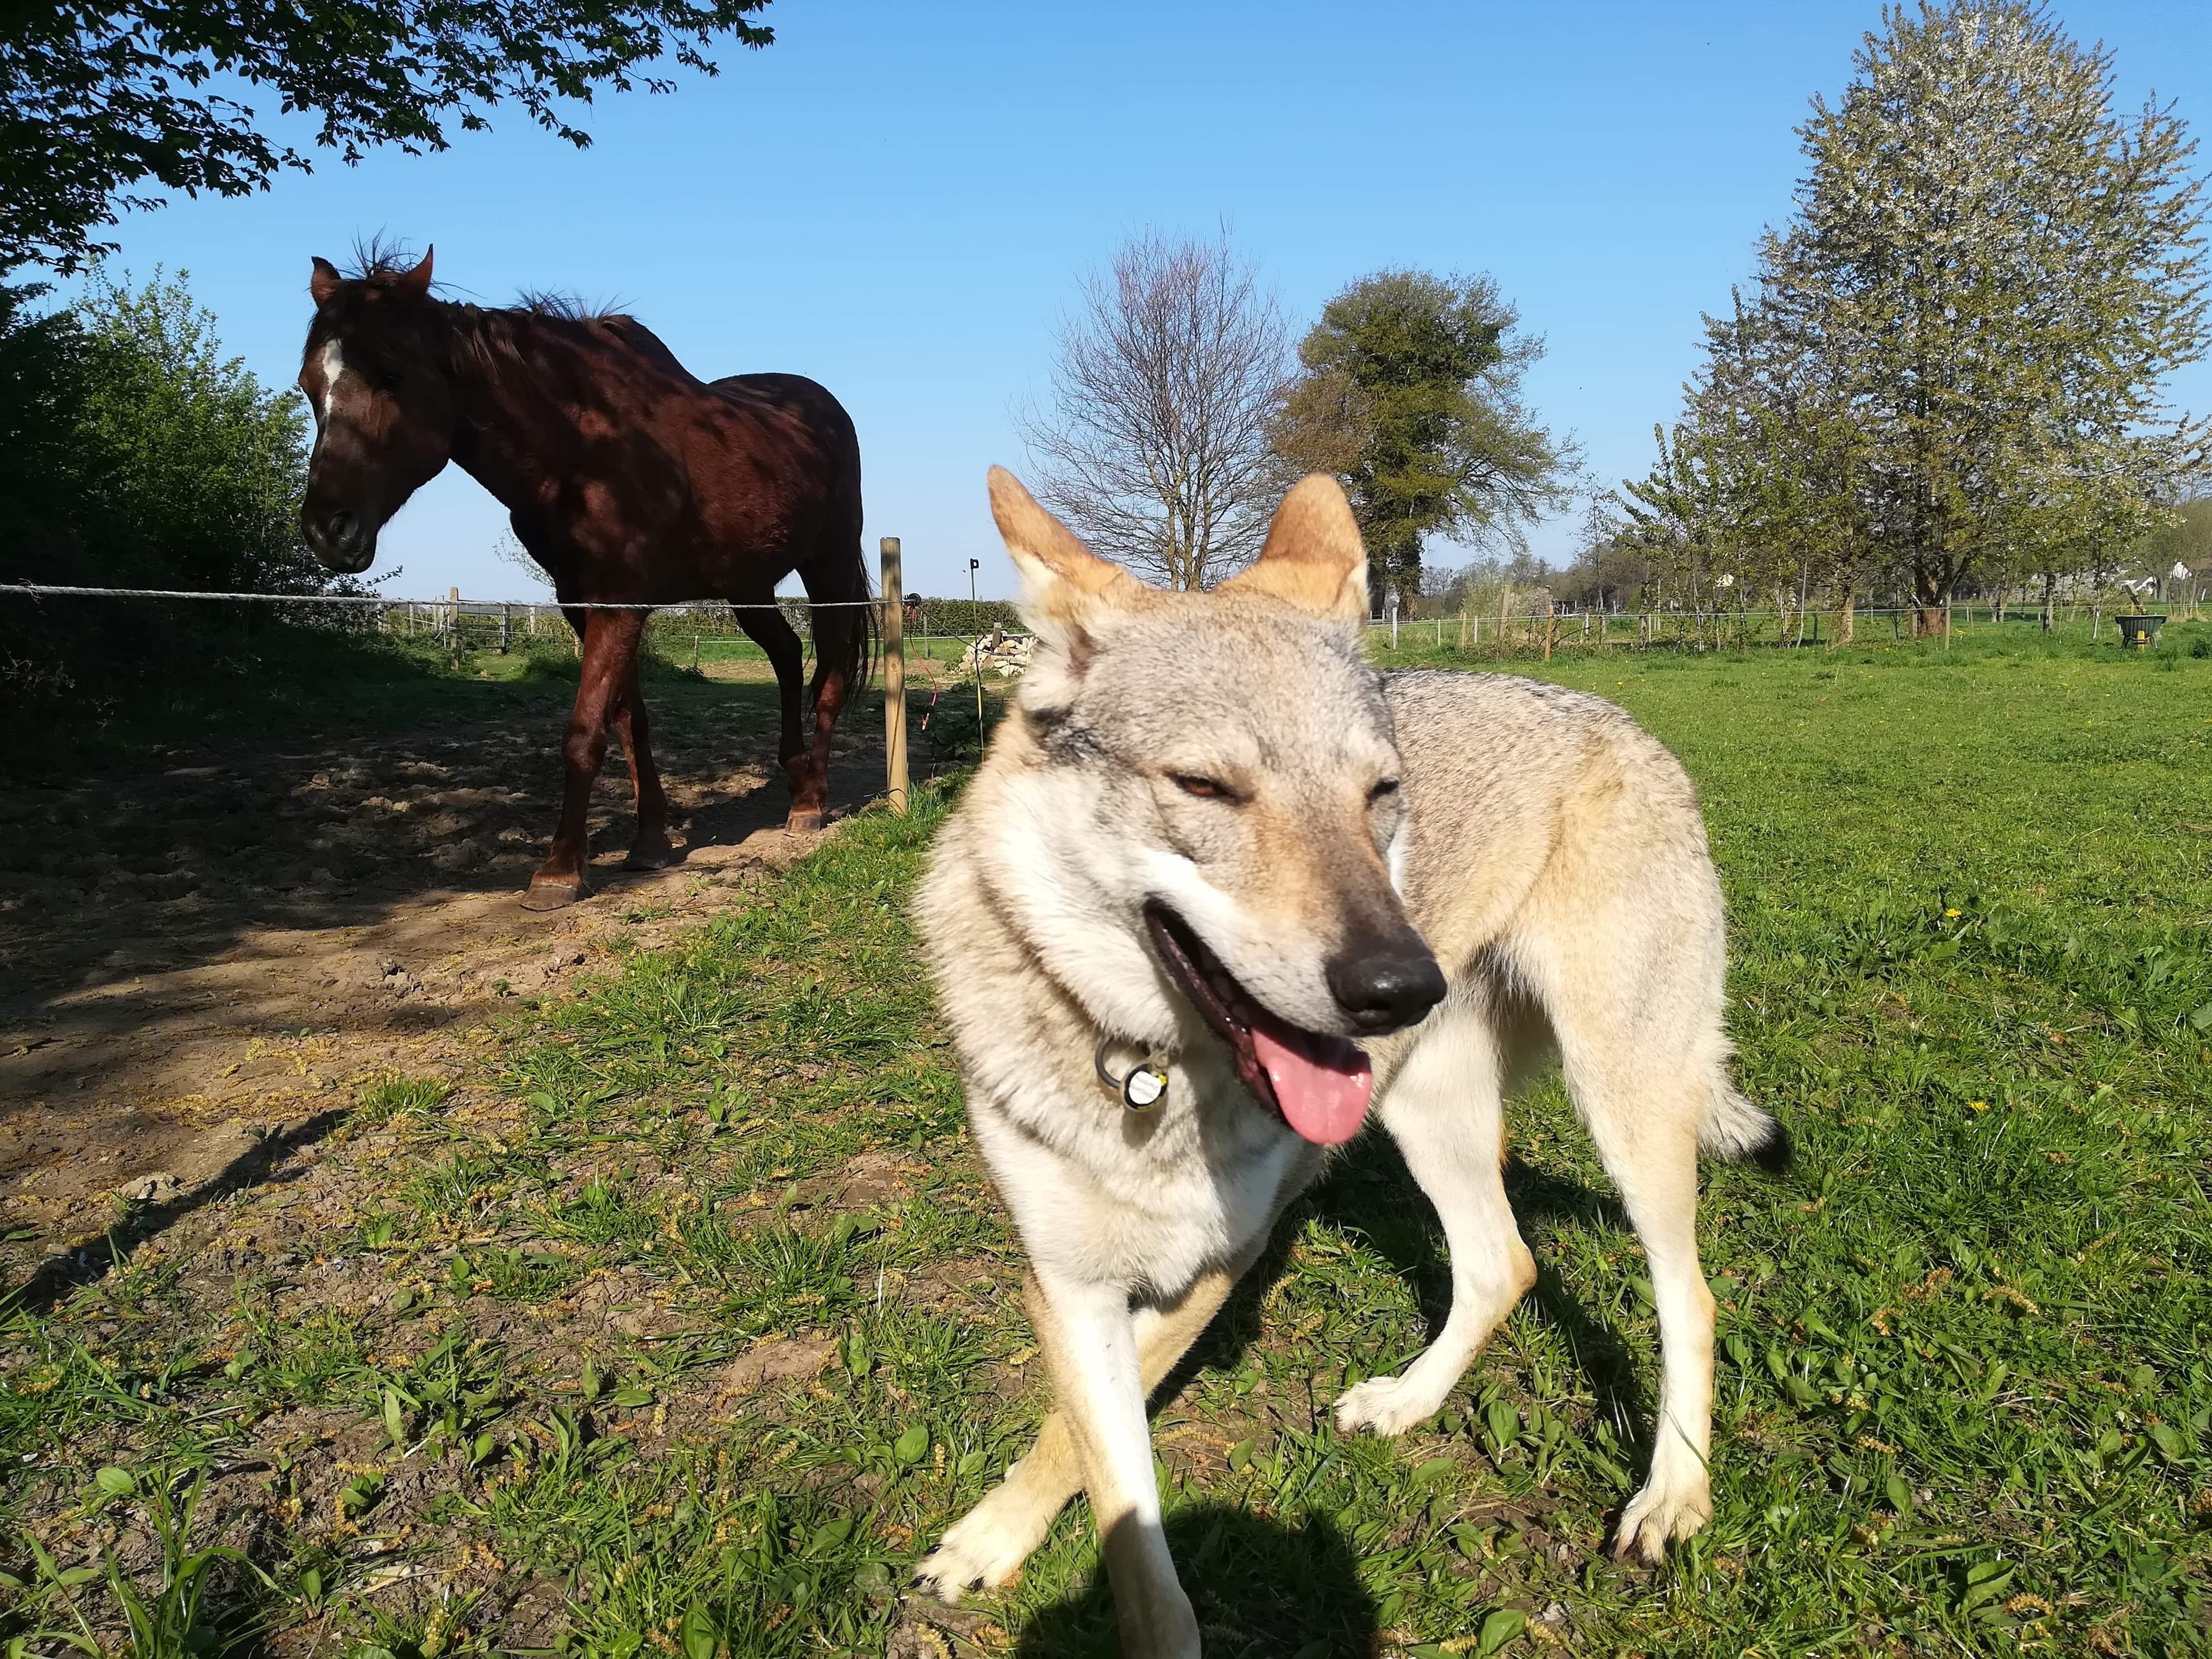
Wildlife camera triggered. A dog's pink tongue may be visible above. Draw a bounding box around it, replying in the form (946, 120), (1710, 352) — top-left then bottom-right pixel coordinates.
(1250, 1025), (1372, 1146)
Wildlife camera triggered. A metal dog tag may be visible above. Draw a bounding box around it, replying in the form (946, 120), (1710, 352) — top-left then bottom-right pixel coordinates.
(1096, 1038), (1169, 1112)
(1122, 1065), (1168, 1110)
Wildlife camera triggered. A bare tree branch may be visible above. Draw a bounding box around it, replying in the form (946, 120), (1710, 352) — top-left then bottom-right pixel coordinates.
(1017, 229), (1290, 590)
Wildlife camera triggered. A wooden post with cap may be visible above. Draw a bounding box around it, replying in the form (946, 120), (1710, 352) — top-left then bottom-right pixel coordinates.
(881, 537), (908, 813)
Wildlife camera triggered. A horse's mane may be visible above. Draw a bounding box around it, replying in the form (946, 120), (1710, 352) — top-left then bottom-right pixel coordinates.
(514, 290), (627, 323)
(328, 242), (678, 380)
(340, 240), (630, 325)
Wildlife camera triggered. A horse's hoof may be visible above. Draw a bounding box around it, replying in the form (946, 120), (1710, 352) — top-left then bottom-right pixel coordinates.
(622, 842), (679, 871)
(784, 809), (825, 835)
(520, 877), (588, 911)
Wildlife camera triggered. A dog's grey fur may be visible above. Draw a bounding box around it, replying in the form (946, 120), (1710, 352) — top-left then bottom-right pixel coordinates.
(913, 470), (1782, 1656)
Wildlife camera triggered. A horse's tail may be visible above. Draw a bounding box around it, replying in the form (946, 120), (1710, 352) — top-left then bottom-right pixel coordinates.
(807, 486), (876, 702)
(817, 539), (877, 700)
(795, 380), (875, 702)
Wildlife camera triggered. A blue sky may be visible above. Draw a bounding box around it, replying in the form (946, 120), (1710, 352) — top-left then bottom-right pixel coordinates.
(74, 0), (2212, 601)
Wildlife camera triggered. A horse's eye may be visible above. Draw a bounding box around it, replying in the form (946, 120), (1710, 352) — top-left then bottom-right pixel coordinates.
(376, 370), (404, 392)
(1369, 778), (1401, 804)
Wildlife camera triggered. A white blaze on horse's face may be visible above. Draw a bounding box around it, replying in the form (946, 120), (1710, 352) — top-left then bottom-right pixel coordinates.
(316, 339), (350, 426)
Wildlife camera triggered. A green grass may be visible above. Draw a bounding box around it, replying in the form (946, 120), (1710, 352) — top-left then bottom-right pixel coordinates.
(3, 621), (2209, 1657)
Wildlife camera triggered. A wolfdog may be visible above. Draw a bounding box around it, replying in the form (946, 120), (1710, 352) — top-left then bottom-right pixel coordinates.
(913, 469), (1786, 1655)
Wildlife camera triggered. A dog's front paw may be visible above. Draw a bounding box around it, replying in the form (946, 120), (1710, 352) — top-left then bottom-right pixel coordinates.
(911, 1501), (1037, 1604)
(1332, 1370), (1450, 1438)
(1612, 1473), (1713, 1564)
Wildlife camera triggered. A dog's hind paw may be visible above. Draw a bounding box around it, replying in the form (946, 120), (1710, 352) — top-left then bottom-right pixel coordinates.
(1333, 1370), (1452, 1438)
(1612, 1475), (1713, 1564)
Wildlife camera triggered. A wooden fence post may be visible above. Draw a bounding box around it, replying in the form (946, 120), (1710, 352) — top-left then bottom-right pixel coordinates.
(881, 537), (908, 814)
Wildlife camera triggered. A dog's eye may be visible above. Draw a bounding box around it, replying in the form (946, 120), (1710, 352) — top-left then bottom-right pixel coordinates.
(1369, 778), (1402, 804)
(1170, 773), (1235, 802)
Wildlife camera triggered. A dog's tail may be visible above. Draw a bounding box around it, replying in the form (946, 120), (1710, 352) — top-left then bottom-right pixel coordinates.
(1700, 1084), (1793, 1175)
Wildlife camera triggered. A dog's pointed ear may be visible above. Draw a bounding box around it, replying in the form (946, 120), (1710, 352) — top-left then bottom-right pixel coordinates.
(397, 246), (435, 296)
(988, 466), (1142, 657)
(1219, 475), (1369, 623)
(310, 257), (342, 305)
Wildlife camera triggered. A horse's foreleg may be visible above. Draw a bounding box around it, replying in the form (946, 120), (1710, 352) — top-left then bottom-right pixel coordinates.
(608, 659), (675, 870)
(734, 604), (811, 830)
(525, 608), (644, 910)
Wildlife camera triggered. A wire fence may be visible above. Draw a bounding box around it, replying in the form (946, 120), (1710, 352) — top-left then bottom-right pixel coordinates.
(5, 578), (2201, 804)
(7, 579), (2202, 676)
(0, 575), (1034, 803)
(0, 581), (1025, 676)
(1364, 597), (2203, 656)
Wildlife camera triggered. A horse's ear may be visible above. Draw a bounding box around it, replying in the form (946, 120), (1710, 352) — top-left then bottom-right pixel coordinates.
(1217, 474), (1370, 624)
(397, 246), (435, 295)
(310, 258), (342, 305)
(987, 467), (1144, 656)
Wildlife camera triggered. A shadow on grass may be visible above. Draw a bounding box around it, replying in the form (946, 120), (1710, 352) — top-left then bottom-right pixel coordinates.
(1010, 1506), (1376, 1658)
(2, 1107), (349, 1315)
(1142, 1124), (1653, 1471)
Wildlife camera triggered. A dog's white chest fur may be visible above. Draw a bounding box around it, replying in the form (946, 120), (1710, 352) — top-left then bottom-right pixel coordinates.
(967, 1047), (1306, 1294)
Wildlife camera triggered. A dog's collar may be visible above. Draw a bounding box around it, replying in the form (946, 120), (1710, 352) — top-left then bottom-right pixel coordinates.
(1094, 1036), (1169, 1112)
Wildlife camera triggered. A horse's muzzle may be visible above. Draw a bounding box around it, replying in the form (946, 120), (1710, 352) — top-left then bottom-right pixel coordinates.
(304, 506), (375, 574)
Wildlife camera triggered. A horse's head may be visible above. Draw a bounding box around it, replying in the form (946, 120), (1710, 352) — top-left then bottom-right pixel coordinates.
(298, 249), (459, 574)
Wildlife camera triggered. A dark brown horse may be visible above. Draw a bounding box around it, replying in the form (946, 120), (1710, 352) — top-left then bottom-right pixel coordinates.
(295, 247), (871, 909)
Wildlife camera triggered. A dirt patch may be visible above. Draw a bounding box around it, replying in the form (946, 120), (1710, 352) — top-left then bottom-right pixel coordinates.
(0, 684), (889, 1249)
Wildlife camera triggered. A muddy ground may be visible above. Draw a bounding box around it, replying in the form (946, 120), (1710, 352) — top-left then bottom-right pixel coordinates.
(0, 667), (890, 1265)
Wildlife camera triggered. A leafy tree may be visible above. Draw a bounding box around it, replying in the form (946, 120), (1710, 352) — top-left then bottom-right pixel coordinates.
(72, 269), (322, 594)
(1, 270), (340, 714)
(1636, 2), (2211, 636)
(2135, 496), (2212, 598)
(1274, 270), (1570, 614)
(0, 283), (96, 508)
(1621, 284), (1873, 638)
(1018, 230), (1289, 590)
(1, 1), (774, 273)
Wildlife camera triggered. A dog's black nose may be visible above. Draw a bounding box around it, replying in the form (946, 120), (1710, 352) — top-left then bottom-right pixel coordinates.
(1327, 935), (1446, 1033)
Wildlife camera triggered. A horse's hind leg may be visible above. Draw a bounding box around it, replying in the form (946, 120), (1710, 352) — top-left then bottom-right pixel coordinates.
(794, 613), (857, 831)
(788, 518), (871, 833)
(735, 602), (810, 827)
(608, 654), (675, 870)
(524, 606), (645, 910)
